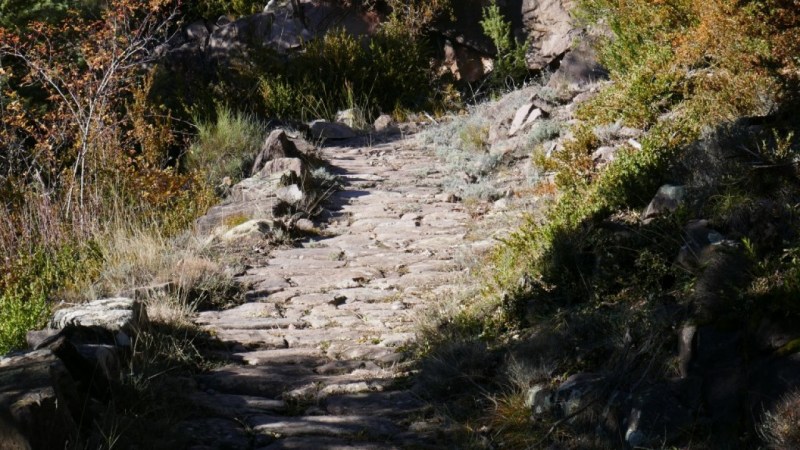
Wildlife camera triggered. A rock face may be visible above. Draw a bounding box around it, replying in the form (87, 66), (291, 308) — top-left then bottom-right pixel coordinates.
(521, 0), (577, 70)
(643, 184), (686, 222)
(0, 350), (81, 450)
(196, 131), (320, 234)
(0, 297), (151, 449)
(434, 0), (577, 73)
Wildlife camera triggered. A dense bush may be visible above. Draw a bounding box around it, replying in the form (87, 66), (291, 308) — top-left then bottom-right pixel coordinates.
(187, 106), (267, 187)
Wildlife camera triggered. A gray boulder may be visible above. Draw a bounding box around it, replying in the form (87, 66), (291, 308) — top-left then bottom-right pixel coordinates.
(624, 380), (701, 448)
(373, 114), (400, 134)
(643, 184), (686, 223)
(547, 38), (609, 89)
(335, 108), (364, 129)
(309, 120), (357, 140)
(554, 372), (604, 417)
(252, 130), (304, 175)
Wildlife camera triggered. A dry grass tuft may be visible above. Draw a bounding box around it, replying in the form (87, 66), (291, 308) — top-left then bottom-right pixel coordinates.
(761, 390), (800, 450)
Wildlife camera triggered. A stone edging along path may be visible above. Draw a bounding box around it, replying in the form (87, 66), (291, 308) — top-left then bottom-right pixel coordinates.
(183, 134), (496, 449)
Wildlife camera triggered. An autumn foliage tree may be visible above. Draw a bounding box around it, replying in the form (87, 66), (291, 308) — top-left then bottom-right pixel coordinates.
(0, 0), (208, 351)
(0, 0), (184, 222)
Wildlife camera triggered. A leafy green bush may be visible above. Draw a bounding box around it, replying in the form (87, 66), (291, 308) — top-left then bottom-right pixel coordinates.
(0, 0), (102, 28)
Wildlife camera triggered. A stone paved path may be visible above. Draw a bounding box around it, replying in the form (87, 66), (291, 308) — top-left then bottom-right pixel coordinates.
(184, 135), (492, 449)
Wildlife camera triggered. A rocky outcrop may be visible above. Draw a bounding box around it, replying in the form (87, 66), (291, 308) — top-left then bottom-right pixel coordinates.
(521, 0), (578, 70)
(431, 0), (578, 76)
(1, 298), (150, 449)
(0, 350), (81, 450)
(196, 131), (322, 235)
(163, 1), (379, 69)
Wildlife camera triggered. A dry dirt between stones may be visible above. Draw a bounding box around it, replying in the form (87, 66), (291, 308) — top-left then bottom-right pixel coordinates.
(184, 134), (500, 449)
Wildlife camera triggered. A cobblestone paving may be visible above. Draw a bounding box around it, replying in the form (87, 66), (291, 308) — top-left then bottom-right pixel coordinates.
(188, 136), (491, 449)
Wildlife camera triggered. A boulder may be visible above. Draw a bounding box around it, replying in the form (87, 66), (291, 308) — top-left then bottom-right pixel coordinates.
(508, 103), (535, 137)
(335, 108), (364, 129)
(509, 105), (545, 137)
(554, 372), (604, 417)
(0, 350), (81, 450)
(184, 20), (211, 43)
(309, 120), (357, 140)
(50, 298), (147, 340)
(301, 0), (380, 37)
(643, 184), (686, 223)
(373, 114), (400, 134)
(208, 7), (309, 60)
(547, 38), (608, 89)
(526, 383), (555, 416)
(258, 158), (309, 180)
(441, 40), (493, 83)
(431, 0), (577, 73)
(681, 325), (744, 442)
(591, 146), (618, 166)
(624, 379), (701, 448)
(252, 130), (303, 175)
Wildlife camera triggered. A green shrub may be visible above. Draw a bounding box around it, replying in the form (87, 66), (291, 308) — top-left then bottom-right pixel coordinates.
(0, 0), (103, 28)
(0, 242), (100, 353)
(480, 0), (529, 90)
(187, 106), (267, 187)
